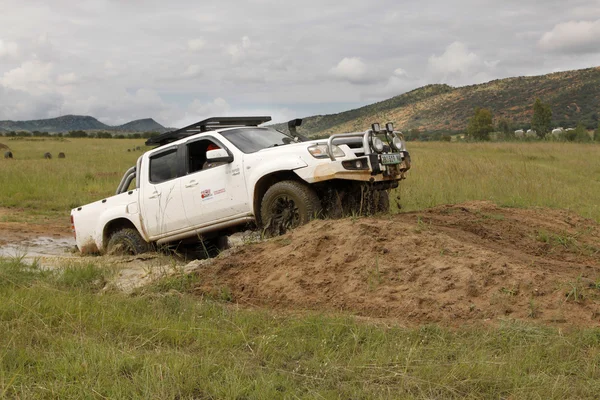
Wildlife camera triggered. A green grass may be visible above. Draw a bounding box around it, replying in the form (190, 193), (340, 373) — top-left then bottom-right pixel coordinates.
(0, 138), (148, 216)
(396, 141), (600, 221)
(2, 257), (600, 399)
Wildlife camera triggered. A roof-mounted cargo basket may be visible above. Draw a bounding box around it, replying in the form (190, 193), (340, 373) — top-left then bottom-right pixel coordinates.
(146, 116), (272, 147)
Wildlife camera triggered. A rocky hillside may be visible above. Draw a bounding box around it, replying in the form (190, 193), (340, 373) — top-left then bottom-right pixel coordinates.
(0, 115), (168, 133)
(273, 67), (600, 137)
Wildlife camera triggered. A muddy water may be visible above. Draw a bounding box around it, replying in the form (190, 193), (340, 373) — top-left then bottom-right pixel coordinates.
(0, 236), (77, 265)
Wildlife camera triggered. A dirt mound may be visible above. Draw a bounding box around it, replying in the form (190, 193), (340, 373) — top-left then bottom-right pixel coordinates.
(194, 202), (600, 326)
(0, 142), (9, 150)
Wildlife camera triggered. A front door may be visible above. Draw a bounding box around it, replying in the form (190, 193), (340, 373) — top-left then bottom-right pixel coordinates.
(180, 137), (249, 228)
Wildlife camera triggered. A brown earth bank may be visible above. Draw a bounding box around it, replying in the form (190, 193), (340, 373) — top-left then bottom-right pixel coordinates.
(193, 201), (600, 327)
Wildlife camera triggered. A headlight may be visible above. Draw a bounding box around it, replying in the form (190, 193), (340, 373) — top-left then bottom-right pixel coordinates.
(308, 144), (345, 159)
(372, 137), (384, 153)
(392, 136), (404, 151)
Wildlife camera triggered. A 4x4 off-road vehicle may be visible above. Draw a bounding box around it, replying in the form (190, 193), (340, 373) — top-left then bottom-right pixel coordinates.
(70, 116), (410, 254)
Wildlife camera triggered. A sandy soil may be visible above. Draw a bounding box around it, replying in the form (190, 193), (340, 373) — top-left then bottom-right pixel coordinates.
(192, 201), (600, 327)
(2, 202), (600, 327)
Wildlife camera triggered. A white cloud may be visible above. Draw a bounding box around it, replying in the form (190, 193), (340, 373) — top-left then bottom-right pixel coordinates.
(56, 72), (79, 86)
(329, 57), (374, 84)
(539, 19), (600, 54)
(393, 68), (407, 77)
(0, 39), (18, 58)
(187, 97), (231, 118)
(182, 64), (202, 78)
(227, 36), (253, 63)
(187, 37), (205, 52)
(0, 60), (54, 92)
(428, 42), (481, 81)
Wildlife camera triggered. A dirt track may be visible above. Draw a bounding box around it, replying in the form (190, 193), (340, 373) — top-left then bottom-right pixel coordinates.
(2, 202), (600, 326)
(192, 201), (600, 326)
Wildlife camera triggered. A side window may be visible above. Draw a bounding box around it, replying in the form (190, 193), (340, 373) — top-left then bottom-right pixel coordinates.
(187, 139), (229, 174)
(149, 149), (179, 184)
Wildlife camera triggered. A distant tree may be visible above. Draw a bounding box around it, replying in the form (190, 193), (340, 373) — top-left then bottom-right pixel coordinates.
(131, 133), (141, 139)
(402, 128), (418, 141)
(574, 123), (591, 142)
(531, 98), (552, 138)
(67, 130), (88, 138)
(497, 118), (511, 136)
(466, 107), (493, 141)
(95, 131), (113, 139)
(441, 134), (452, 142)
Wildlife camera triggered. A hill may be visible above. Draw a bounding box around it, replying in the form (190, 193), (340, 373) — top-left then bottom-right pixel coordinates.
(0, 115), (168, 133)
(114, 118), (167, 132)
(0, 115), (109, 133)
(272, 67), (600, 137)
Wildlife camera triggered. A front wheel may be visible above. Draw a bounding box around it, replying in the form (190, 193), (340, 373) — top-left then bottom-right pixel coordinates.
(260, 180), (322, 236)
(373, 190), (390, 213)
(107, 228), (152, 255)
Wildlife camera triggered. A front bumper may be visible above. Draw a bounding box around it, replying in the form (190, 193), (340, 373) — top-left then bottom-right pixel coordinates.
(295, 151), (410, 184)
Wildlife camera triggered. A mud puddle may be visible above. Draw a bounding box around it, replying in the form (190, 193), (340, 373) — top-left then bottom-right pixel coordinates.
(0, 236), (77, 265)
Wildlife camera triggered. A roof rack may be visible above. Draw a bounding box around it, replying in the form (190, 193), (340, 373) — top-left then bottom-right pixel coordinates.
(145, 116), (272, 147)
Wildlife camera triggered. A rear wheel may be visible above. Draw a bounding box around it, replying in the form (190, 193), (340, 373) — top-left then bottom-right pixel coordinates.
(107, 228), (151, 255)
(260, 180), (322, 236)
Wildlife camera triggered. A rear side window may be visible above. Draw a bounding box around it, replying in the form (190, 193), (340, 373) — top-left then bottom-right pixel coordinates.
(149, 149), (179, 183)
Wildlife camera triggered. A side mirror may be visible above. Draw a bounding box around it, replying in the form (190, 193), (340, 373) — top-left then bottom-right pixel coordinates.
(206, 148), (233, 163)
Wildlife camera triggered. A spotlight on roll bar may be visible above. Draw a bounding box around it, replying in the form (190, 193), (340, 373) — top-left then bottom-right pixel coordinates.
(371, 123), (381, 134)
(385, 122), (394, 133)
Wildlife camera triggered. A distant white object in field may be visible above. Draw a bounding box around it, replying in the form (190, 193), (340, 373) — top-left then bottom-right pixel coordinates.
(514, 129), (524, 138)
(551, 128), (564, 138)
(526, 129), (537, 138)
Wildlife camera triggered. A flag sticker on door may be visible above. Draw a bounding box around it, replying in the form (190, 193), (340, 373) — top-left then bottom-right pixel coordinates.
(201, 189), (212, 199)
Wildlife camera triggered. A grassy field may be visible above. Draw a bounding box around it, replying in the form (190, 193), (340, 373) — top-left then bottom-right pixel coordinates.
(1, 138), (600, 398)
(2, 258), (600, 399)
(397, 141), (600, 222)
(0, 137), (148, 217)
(1, 138), (599, 222)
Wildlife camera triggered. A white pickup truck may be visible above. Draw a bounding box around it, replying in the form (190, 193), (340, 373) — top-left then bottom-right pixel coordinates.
(70, 116), (410, 255)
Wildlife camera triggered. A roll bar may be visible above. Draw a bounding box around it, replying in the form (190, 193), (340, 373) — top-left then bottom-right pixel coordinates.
(116, 166), (136, 195)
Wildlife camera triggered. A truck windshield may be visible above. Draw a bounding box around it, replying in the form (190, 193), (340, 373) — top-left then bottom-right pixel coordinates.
(220, 127), (303, 153)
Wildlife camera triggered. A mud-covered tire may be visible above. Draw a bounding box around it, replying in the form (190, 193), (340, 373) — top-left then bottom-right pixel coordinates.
(374, 190), (390, 213)
(107, 228), (151, 255)
(260, 180), (322, 236)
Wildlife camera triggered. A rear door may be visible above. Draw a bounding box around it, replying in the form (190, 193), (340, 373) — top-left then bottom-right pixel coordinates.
(139, 146), (188, 238)
(180, 136), (250, 228)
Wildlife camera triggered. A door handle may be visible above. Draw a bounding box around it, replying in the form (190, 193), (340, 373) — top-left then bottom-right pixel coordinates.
(149, 191), (161, 199)
(185, 181), (198, 188)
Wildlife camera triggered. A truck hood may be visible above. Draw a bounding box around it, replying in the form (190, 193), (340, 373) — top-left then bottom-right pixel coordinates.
(254, 139), (327, 154)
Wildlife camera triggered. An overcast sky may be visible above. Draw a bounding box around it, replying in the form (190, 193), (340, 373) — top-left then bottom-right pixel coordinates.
(1, 0), (600, 127)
